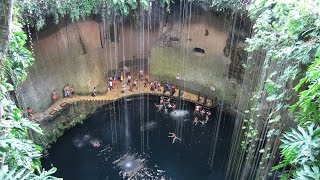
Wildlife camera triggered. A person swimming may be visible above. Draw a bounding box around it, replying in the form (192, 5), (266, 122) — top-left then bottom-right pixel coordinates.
(193, 117), (200, 125)
(154, 103), (164, 111)
(168, 132), (181, 144)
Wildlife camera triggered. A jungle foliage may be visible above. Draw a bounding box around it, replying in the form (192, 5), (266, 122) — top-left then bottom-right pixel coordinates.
(0, 4), (60, 180)
(245, 0), (320, 179)
(17, 0), (170, 30)
(2, 0), (320, 179)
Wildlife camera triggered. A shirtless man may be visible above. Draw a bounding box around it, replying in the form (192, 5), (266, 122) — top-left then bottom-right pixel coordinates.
(168, 132), (181, 144)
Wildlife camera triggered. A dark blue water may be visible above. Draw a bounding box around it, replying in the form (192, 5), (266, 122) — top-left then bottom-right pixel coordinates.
(42, 95), (234, 180)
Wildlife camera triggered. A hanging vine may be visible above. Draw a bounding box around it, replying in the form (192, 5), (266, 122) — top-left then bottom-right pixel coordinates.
(242, 0), (320, 179)
(17, 0), (170, 30)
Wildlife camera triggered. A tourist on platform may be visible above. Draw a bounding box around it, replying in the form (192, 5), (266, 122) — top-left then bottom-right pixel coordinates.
(157, 81), (161, 92)
(127, 75), (132, 86)
(170, 85), (176, 96)
(52, 89), (58, 102)
(70, 86), (75, 96)
(27, 107), (33, 120)
(63, 84), (70, 98)
(65, 84), (70, 97)
(144, 75), (149, 87)
(92, 87), (97, 97)
(120, 72), (124, 83)
(129, 82), (133, 92)
(62, 86), (66, 97)
(154, 80), (158, 90)
(121, 83), (125, 93)
(150, 81), (155, 92)
(117, 71), (121, 82)
(163, 82), (170, 94)
(139, 70), (144, 80)
(133, 79), (138, 90)
(109, 78), (113, 90)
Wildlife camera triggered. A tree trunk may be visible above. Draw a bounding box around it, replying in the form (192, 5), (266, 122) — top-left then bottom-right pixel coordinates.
(0, 0), (14, 169)
(0, 0), (13, 58)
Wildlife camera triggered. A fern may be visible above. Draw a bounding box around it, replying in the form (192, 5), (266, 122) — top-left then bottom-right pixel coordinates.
(0, 166), (60, 180)
(280, 124), (320, 165)
(292, 165), (320, 180)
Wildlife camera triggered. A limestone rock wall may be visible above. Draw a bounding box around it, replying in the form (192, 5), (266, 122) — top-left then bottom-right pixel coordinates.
(20, 6), (249, 112)
(150, 9), (242, 105)
(21, 19), (160, 111)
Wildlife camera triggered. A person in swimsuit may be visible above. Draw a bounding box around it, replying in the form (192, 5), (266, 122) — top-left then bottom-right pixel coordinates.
(168, 132), (181, 144)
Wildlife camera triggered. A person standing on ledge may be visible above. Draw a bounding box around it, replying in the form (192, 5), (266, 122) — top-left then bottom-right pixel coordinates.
(170, 85), (176, 96)
(70, 86), (75, 97)
(26, 107), (33, 120)
(92, 87), (97, 97)
(121, 83), (126, 93)
(52, 89), (58, 102)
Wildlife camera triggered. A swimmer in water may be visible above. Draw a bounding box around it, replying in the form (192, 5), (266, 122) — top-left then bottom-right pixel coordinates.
(154, 103), (164, 111)
(90, 139), (101, 148)
(168, 132), (181, 144)
(205, 115), (209, 123)
(205, 111), (211, 123)
(93, 142), (100, 147)
(193, 117), (200, 125)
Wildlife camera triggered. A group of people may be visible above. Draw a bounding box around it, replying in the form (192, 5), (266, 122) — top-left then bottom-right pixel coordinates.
(51, 85), (75, 102)
(154, 96), (176, 112)
(105, 70), (143, 94)
(193, 105), (212, 125)
(88, 69), (179, 97)
(63, 84), (74, 98)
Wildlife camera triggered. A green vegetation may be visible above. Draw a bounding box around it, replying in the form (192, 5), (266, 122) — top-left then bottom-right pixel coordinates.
(1, 0), (320, 179)
(17, 0), (170, 30)
(0, 11), (60, 180)
(245, 0), (320, 179)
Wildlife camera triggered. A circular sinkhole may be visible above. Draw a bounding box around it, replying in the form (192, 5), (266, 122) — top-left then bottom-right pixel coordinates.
(193, 47), (206, 56)
(42, 95), (234, 179)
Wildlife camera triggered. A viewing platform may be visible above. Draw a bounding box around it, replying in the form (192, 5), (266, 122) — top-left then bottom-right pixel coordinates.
(32, 81), (215, 123)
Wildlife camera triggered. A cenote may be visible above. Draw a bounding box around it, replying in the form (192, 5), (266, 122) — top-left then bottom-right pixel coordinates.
(42, 95), (234, 180)
(4, 1), (317, 180)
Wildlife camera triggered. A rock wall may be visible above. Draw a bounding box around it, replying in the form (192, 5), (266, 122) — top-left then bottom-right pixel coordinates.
(20, 5), (249, 112)
(20, 18), (160, 111)
(150, 8), (242, 105)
